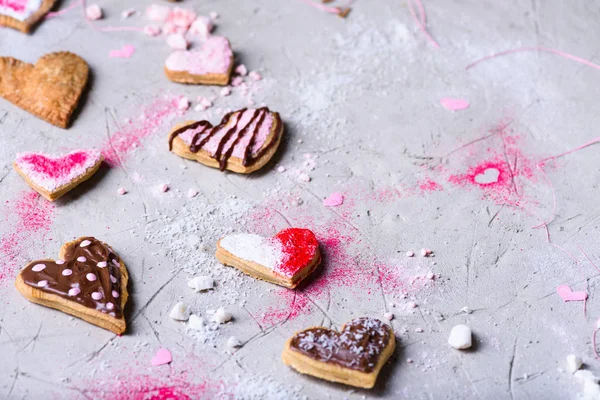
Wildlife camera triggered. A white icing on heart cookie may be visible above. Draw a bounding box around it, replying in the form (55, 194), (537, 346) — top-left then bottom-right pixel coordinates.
(165, 36), (233, 76)
(0, 0), (43, 21)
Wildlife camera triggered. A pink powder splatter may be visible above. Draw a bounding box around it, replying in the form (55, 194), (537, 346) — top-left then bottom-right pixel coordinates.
(101, 96), (182, 166)
(418, 178), (443, 192)
(0, 192), (54, 284)
(440, 97), (469, 111)
(259, 290), (310, 326)
(109, 44), (136, 59)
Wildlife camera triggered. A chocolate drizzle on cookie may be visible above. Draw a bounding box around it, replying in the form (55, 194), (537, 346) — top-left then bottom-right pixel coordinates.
(168, 107), (281, 171)
(21, 237), (125, 319)
(289, 317), (392, 373)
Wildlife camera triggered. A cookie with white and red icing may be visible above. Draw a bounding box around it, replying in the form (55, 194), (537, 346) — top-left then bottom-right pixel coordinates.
(13, 149), (104, 201)
(15, 237), (129, 334)
(216, 228), (321, 289)
(0, 51), (89, 128)
(282, 317), (395, 389)
(164, 36), (233, 85)
(168, 107), (283, 174)
(0, 0), (55, 33)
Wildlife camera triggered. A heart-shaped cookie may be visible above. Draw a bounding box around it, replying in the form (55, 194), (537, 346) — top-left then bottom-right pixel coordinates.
(15, 237), (129, 334)
(216, 228), (321, 289)
(168, 107), (283, 174)
(0, 51), (89, 128)
(282, 317), (395, 389)
(0, 0), (55, 33)
(13, 149), (104, 201)
(164, 36), (233, 85)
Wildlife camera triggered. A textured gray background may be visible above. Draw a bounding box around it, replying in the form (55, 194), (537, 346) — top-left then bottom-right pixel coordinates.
(1, 0), (600, 399)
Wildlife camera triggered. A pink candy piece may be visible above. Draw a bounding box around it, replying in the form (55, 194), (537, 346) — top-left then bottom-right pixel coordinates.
(178, 97), (190, 110)
(85, 4), (103, 20)
(77, 256), (87, 262)
(117, 188), (127, 195)
(440, 97), (470, 111)
(80, 240), (91, 247)
(556, 285), (588, 302)
(106, 302), (114, 310)
(165, 36), (233, 76)
(56, 260), (65, 265)
(249, 71), (262, 81)
(235, 64), (248, 76)
(160, 184), (169, 192)
(166, 7), (196, 28)
(37, 280), (48, 287)
(189, 16), (213, 38)
(86, 273), (97, 282)
(112, 290), (120, 298)
(167, 34), (188, 50)
(32, 264), (46, 272)
(323, 192), (344, 207)
(406, 251), (414, 257)
(14, 150), (103, 193)
(146, 4), (170, 21)
(109, 45), (136, 59)
(110, 275), (117, 283)
(151, 348), (173, 366)
(112, 259), (119, 266)
(97, 261), (107, 268)
(62, 269), (73, 276)
(231, 76), (243, 87)
(91, 292), (103, 300)
(68, 288), (81, 296)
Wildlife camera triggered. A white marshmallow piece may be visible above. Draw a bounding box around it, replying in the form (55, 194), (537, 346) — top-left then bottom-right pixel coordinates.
(448, 324), (472, 350)
(567, 354), (584, 373)
(169, 302), (189, 321)
(227, 336), (242, 349)
(188, 314), (205, 331)
(187, 276), (214, 292)
(214, 307), (232, 324)
(85, 4), (103, 20)
(167, 34), (188, 50)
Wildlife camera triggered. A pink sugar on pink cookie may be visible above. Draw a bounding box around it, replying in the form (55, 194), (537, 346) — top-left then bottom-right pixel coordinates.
(165, 36), (233, 75)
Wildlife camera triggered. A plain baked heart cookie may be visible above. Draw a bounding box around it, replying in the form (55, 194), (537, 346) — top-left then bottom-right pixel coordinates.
(216, 228), (321, 289)
(282, 317), (395, 389)
(0, 51), (89, 128)
(15, 237), (129, 334)
(13, 149), (104, 201)
(0, 0), (56, 33)
(168, 107), (283, 174)
(164, 36), (234, 85)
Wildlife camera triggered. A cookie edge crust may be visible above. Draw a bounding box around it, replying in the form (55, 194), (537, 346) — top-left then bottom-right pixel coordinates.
(281, 324), (396, 389)
(14, 237), (129, 334)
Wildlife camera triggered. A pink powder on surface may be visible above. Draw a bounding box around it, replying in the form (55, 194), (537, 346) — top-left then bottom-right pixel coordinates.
(164, 36), (233, 76)
(418, 178), (442, 192)
(101, 95), (182, 166)
(109, 44), (136, 59)
(0, 192), (54, 285)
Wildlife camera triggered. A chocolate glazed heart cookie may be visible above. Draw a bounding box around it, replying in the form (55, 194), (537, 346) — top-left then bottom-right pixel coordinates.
(0, 51), (89, 128)
(15, 237), (129, 334)
(282, 317), (395, 388)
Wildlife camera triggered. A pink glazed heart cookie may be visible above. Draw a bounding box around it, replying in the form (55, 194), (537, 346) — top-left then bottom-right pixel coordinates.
(0, 0), (56, 33)
(164, 36), (233, 85)
(216, 228), (321, 289)
(13, 150), (104, 201)
(168, 107), (283, 174)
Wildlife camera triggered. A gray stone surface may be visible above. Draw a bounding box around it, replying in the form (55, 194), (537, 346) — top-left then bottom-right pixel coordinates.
(1, 0), (599, 399)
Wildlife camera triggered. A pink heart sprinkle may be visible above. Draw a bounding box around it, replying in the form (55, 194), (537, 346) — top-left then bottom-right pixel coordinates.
(151, 348), (172, 366)
(109, 44), (136, 59)
(323, 192), (344, 207)
(440, 98), (470, 111)
(556, 284), (588, 302)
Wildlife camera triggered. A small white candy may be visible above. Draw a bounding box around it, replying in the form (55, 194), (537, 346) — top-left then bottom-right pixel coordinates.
(68, 288), (81, 296)
(106, 302), (115, 310)
(80, 240), (92, 247)
(117, 188), (127, 195)
(110, 275), (117, 283)
(227, 336), (242, 348)
(214, 307), (232, 324)
(32, 264), (46, 272)
(112, 290), (119, 298)
(187, 189), (198, 198)
(169, 302), (190, 321)
(383, 312), (394, 321)
(55, 260), (65, 265)
(37, 280), (48, 287)
(448, 324), (472, 350)
(97, 261), (108, 268)
(85, 4), (103, 20)
(112, 259), (119, 266)
(566, 354), (583, 373)
(62, 269), (73, 276)
(91, 292), (103, 300)
(86, 273), (97, 282)
(166, 34), (187, 50)
(160, 184), (169, 193)
(406, 251), (414, 257)
(187, 276), (214, 292)
(188, 314), (205, 330)
(77, 256), (87, 262)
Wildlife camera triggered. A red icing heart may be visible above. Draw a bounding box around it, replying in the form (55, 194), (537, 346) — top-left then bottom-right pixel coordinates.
(273, 228), (319, 277)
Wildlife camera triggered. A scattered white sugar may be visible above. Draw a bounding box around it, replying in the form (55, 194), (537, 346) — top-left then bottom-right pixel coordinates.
(219, 233), (282, 270)
(567, 354), (584, 373)
(187, 276), (214, 292)
(448, 325), (472, 350)
(460, 306), (472, 314)
(227, 336), (242, 348)
(169, 302), (189, 321)
(214, 307), (232, 324)
(223, 374), (302, 399)
(188, 314), (205, 331)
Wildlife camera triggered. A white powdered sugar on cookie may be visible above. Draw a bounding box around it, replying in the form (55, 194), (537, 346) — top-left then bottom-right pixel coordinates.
(219, 233), (282, 270)
(14, 149), (103, 191)
(0, 0), (42, 21)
